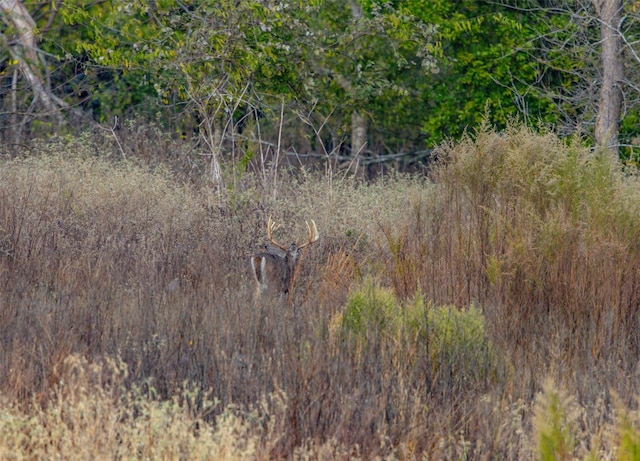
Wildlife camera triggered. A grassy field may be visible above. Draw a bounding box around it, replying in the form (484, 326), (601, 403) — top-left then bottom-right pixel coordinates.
(2, 125), (640, 459)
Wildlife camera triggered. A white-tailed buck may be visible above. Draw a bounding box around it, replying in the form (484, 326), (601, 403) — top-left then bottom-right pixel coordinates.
(250, 217), (319, 302)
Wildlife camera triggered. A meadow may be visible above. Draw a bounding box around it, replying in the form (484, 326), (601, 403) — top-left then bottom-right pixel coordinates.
(2, 125), (640, 459)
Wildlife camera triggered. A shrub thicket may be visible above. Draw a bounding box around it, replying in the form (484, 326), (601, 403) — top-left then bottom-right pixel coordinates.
(336, 278), (499, 395)
(3, 125), (640, 458)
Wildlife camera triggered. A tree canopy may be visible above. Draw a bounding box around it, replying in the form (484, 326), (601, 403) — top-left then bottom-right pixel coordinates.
(1, 0), (639, 171)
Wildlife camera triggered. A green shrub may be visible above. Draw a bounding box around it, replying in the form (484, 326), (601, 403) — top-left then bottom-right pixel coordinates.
(340, 277), (400, 339)
(337, 279), (498, 388)
(337, 278), (435, 342)
(426, 304), (496, 387)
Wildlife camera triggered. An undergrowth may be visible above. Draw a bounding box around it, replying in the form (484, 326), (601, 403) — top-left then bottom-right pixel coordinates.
(2, 125), (640, 458)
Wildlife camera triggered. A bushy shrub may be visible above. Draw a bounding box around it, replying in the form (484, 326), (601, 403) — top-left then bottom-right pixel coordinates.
(336, 278), (498, 390)
(339, 277), (400, 339)
(426, 304), (497, 389)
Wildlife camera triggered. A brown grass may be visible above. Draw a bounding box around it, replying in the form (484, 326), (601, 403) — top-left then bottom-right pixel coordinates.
(2, 126), (640, 458)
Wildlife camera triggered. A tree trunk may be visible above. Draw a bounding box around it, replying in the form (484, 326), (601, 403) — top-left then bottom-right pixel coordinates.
(348, 1), (368, 177)
(350, 110), (368, 177)
(351, 111), (367, 157)
(0, 0), (84, 139)
(202, 111), (224, 190)
(592, 0), (624, 158)
(9, 68), (18, 146)
(0, 0), (59, 116)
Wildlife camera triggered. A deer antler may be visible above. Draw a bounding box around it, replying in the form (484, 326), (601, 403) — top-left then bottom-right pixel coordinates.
(267, 216), (288, 251)
(298, 220), (320, 249)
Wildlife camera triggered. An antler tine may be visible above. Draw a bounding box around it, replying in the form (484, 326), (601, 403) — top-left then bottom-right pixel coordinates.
(299, 219), (320, 249)
(266, 216), (288, 251)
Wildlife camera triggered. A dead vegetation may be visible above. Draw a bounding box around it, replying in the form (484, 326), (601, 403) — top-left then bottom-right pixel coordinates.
(2, 126), (640, 459)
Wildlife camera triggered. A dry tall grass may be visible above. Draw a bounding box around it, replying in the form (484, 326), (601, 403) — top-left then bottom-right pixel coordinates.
(2, 126), (640, 459)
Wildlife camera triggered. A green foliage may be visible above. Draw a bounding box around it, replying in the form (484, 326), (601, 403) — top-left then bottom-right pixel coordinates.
(401, 0), (559, 143)
(307, 1), (439, 148)
(338, 279), (442, 345)
(338, 278), (497, 387)
(533, 381), (577, 461)
(6, 0), (640, 160)
(620, 111), (640, 166)
(617, 409), (640, 461)
(426, 304), (495, 384)
(340, 277), (401, 339)
(57, 0), (439, 157)
(63, 0), (301, 103)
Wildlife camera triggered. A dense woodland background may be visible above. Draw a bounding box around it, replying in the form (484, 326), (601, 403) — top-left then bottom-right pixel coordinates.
(1, 0), (640, 174)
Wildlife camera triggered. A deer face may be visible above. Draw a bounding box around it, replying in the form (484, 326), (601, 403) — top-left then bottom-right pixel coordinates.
(286, 243), (300, 263)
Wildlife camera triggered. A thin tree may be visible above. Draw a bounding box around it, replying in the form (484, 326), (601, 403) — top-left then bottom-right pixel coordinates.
(0, 0), (81, 142)
(592, 0), (624, 157)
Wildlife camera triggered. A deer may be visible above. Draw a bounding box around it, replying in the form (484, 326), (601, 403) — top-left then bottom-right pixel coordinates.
(250, 216), (320, 303)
